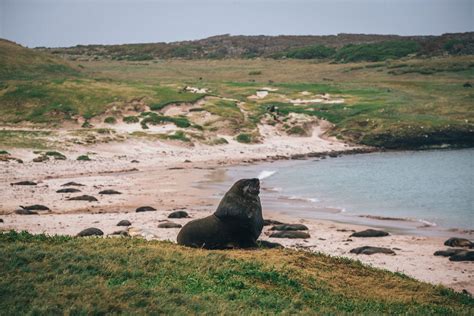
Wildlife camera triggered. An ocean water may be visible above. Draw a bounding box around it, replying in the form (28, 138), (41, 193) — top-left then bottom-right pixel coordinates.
(208, 149), (474, 233)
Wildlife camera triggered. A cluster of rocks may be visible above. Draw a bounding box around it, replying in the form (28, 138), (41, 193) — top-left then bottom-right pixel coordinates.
(75, 210), (191, 238)
(434, 238), (473, 262)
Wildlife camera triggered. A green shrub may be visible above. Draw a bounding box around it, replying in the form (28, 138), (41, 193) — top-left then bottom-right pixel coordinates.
(335, 41), (421, 63)
(285, 45), (336, 59)
(140, 112), (191, 128)
(77, 155), (91, 161)
(104, 116), (117, 124)
(236, 133), (252, 143)
(0, 150), (9, 155)
(287, 125), (307, 136)
(249, 70), (262, 75)
(167, 131), (190, 142)
(45, 151), (66, 160)
(123, 116), (140, 123)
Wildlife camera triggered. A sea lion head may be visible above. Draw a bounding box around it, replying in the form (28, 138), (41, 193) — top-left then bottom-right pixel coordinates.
(231, 178), (260, 198)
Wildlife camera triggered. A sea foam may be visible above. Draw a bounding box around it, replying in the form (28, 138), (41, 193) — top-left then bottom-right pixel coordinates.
(258, 170), (277, 180)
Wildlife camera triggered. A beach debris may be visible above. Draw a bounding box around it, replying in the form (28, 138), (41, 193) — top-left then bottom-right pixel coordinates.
(184, 86), (208, 94)
(350, 246), (395, 255)
(77, 227), (104, 237)
(168, 210), (189, 219)
(434, 249), (466, 257)
(10, 181), (37, 186)
(128, 227), (156, 240)
(61, 182), (85, 187)
(99, 189), (122, 195)
(263, 219), (284, 226)
(67, 195), (98, 202)
(136, 206), (156, 212)
(257, 240), (284, 249)
(158, 221), (182, 229)
(14, 209), (38, 215)
(337, 229), (356, 232)
(444, 237), (473, 248)
(20, 205), (50, 211)
(269, 231), (310, 239)
(117, 220), (132, 226)
(449, 251), (474, 262)
(270, 224), (309, 231)
(109, 230), (130, 237)
(56, 188), (81, 193)
(350, 229), (389, 238)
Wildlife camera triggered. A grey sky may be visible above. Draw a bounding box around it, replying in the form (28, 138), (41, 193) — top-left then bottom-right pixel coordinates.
(1, 0), (473, 48)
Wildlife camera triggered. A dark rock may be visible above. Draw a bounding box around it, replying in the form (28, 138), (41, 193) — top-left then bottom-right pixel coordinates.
(20, 205), (50, 211)
(263, 219), (284, 226)
(99, 189), (122, 195)
(136, 206), (156, 212)
(117, 220), (132, 226)
(56, 188), (81, 193)
(350, 246), (395, 255)
(131, 160), (139, 163)
(168, 211), (189, 218)
(449, 251), (474, 262)
(15, 209), (38, 215)
(61, 182), (85, 187)
(444, 237), (473, 248)
(33, 155), (49, 163)
(10, 181), (37, 186)
(270, 224), (308, 231)
(434, 249), (466, 257)
(269, 231), (310, 239)
(158, 222), (182, 228)
(257, 240), (284, 249)
(67, 195), (98, 202)
(463, 82), (472, 88)
(77, 227), (104, 237)
(350, 229), (389, 238)
(0, 219), (3, 223)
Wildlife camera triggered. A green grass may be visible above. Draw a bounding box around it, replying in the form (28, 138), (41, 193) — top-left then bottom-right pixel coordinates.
(0, 130), (55, 149)
(0, 231), (472, 315)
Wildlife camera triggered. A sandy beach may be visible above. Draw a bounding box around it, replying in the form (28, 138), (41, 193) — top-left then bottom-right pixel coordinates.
(1, 123), (472, 294)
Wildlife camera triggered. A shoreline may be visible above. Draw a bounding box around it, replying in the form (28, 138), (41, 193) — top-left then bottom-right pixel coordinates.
(1, 133), (473, 294)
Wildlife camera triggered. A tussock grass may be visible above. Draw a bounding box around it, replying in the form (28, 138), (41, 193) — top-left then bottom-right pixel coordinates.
(0, 231), (472, 315)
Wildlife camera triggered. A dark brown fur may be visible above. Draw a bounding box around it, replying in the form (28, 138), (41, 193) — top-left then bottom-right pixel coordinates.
(177, 178), (263, 249)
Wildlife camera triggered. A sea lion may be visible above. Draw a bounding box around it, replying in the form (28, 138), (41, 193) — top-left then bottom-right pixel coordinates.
(177, 178), (263, 249)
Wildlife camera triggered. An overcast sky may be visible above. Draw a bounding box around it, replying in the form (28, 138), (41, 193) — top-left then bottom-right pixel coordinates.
(1, 0), (473, 48)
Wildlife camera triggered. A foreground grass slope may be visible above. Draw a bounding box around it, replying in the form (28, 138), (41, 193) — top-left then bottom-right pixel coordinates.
(1, 231), (473, 314)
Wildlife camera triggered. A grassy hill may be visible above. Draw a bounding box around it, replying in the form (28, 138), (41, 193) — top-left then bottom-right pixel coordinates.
(1, 231), (473, 314)
(39, 32), (474, 61)
(1, 39), (473, 149)
(0, 39), (79, 80)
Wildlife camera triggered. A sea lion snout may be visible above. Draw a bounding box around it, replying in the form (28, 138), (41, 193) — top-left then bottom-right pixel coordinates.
(244, 178), (260, 195)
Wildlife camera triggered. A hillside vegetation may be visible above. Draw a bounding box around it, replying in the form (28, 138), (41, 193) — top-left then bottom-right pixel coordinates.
(0, 38), (473, 149)
(39, 32), (474, 61)
(1, 231), (473, 315)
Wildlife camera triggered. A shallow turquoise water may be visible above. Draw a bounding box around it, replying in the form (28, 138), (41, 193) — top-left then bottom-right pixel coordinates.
(213, 149), (474, 232)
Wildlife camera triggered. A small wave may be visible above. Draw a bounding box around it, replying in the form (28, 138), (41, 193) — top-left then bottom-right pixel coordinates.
(258, 170), (277, 180)
(262, 186), (282, 192)
(287, 195), (319, 203)
(418, 219), (437, 227)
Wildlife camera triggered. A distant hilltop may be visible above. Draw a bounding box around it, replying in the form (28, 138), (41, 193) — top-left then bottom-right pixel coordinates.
(35, 32), (474, 62)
